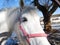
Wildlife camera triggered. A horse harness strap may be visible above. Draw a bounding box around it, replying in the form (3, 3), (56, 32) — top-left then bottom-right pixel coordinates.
(19, 25), (47, 45)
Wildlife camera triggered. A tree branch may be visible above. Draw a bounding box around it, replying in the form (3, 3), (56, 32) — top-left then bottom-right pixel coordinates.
(51, 0), (60, 6)
(48, 3), (53, 10)
(34, 0), (48, 13)
(48, 3), (58, 14)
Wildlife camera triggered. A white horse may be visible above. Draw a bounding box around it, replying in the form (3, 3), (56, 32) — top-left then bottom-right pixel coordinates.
(0, 6), (50, 45)
(13, 6), (51, 45)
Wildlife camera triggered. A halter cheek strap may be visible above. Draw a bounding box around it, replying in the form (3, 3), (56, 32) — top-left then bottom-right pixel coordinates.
(19, 25), (48, 45)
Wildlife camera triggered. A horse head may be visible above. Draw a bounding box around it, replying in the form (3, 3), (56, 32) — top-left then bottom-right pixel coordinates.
(19, 6), (51, 45)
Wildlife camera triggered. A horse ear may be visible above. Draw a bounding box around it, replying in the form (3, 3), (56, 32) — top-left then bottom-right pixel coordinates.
(20, 0), (24, 9)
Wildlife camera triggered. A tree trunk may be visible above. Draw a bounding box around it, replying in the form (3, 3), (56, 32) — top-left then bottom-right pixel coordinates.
(43, 12), (52, 33)
(44, 17), (52, 33)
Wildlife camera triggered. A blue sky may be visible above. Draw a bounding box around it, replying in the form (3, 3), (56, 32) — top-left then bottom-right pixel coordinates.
(53, 8), (60, 15)
(0, 0), (19, 9)
(0, 0), (60, 17)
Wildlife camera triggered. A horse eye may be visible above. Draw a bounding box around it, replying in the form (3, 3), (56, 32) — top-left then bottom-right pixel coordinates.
(22, 17), (27, 22)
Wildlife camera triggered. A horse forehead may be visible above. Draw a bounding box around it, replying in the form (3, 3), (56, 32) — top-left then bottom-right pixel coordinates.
(22, 13), (40, 20)
(21, 13), (32, 20)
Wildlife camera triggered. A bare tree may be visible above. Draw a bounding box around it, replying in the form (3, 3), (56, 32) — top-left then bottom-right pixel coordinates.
(33, 0), (58, 33)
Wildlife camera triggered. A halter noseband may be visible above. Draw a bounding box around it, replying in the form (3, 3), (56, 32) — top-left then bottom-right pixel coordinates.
(19, 25), (48, 45)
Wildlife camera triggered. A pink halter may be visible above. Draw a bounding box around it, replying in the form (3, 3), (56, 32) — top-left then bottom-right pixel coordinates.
(19, 25), (48, 45)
